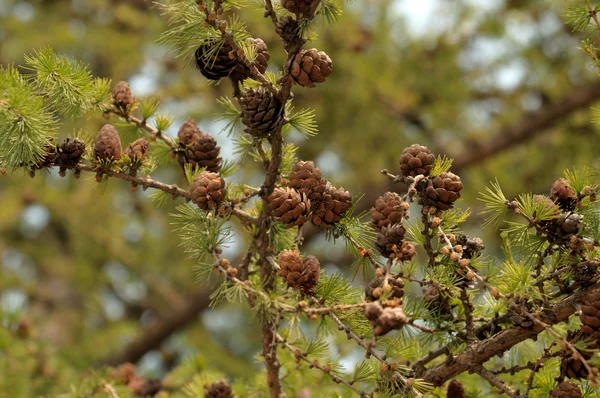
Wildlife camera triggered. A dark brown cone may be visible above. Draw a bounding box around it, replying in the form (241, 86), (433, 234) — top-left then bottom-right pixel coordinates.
(195, 42), (237, 81)
(94, 124), (122, 161)
(126, 138), (149, 161)
(371, 192), (409, 232)
(275, 16), (300, 45)
(278, 250), (320, 293)
(551, 381), (582, 398)
(30, 144), (56, 176)
(229, 38), (270, 81)
(182, 132), (222, 173)
(281, 0), (320, 17)
(446, 380), (465, 398)
(288, 161), (323, 196)
(177, 119), (201, 147)
(376, 224), (406, 258)
(204, 381), (233, 398)
(551, 178), (577, 211)
(287, 48), (332, 88)
(268, 187), (310, 227)
(190, 171), (226, 210)
(560, 351), (591, 380)
(365, 276), (404, 301)
(399, 144), (435, 177)
(574, 260), (600, 287)
(112, 81), (134, 110)
(422, 172), (463, 211)
(239, 87), (284, 138)
(55, 138), (86, 172)
(364, 302), (407, 336)
(580, 288), (600, 341)
(455, 234), (485, 259)
(310, 184), (352, 227)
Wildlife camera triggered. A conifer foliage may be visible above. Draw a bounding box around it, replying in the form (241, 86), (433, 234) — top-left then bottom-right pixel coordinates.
(3, 0), (600, 397)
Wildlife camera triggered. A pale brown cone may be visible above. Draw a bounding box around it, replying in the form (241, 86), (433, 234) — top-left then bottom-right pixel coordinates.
(551, 178), (577, 211)
(94, 124), (122, 161)
(113, 81), (134, 109)
(178, 119), (201, 147)
(288, 161), (323, 196)
(371, 192), (408, 232)
(190, 171), (226, 210)
(269, 187), (310, 227)
(365, 276), (404, 301)
(550, 382), (582, 398)
(310, 184), (352, 227)
(126, 138), (149, 161)
(278, 250), (320, 293)
(422, 172), (463, 210)
(287, 48), (332, 88)
(399, 144), (435, 177)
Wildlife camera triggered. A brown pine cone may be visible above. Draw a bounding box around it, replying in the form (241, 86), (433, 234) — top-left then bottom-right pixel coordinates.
(395, 241), (417, 262)
(281, 0), (320, 17)
(230, 38), (270, 81)
(94, 124), (122, 161)
(310, 184), (352, 227)
(288, 161), (323, 196)
(551, 178), (577, 211)
(455, 234), (485, 259)
(371, 192), (409, 232)
(275, 16), (300, 46)
(558, 213), (582, 235)
(112, 81), (134, 110)
(422, 172), (463, 211)
(239, 87), (284, 138)
(551, 381), (582, 398)
(126, 138), (149, 161)
(177, 119), (201, 147)
(446, 380), (465, 398)
(580, 288), (600, 341)
(287, 48), (332, 88)
(561, 351), (591, 380)
(55, 138), (86, 176)
(29, 143), (56, 176)
(269, 187), (310, 227)
(365, 276), (404, 301)
(574, 260), (599, 287)
(375, 224), (406, 258)
(364, 302), (407, 336)
(190, 171), (226, 210)
(204, 381), (233, 398)
(195, 42), (237, 80)
(278, 250), (320, 293)
(399, 144), (435, 177)
(182, 132), (222, 173)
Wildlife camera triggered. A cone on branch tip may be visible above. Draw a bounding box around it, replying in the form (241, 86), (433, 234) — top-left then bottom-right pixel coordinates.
(551, 178), (577, 211)
(112, 81), (134, 110)
(94, 124), (122, 161)
(288, 161), (323, 196)
(55, 138), (86, 177)
(239, 87), (284, 138)
(310, 184), (352, 227)
(268, 187), (310, 227)
(278, 250), (320, 293)
(204, 381), (233, 398)
(399, 144), (435, 177)
(177, 119), (200, 147)
(182, 132), (222, 173)
(195, 42), (237, 81)
(550, 381), (582, 398)
(190, 171), (226, 210)
(126, 138), (149, 161)
(287, 48), (332, 88)
(446, 380), (465, 398)
(371, 192), (409, 232)
(364, 301), (407, 336)
(422, 172), (463, 211)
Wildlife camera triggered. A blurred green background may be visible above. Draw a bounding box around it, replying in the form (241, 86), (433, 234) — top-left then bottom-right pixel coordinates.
(1, 0), (600, 396)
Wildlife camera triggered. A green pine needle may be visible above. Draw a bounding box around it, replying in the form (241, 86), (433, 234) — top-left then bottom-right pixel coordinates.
(217, 96), (242, 136)
(479, 179), (509, 230)
(286, 106), (318, 138)
(430, 155), (454, 177)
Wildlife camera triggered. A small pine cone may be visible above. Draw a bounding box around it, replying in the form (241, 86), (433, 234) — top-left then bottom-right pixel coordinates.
(365, 276), (404, 301)
(239, 87), (284, 138)
(551, 178), (577, 211)
(269, 187), (310, 227)
(230, 38), (270, 81)
(287, 48), (332, 88)
(190, 171), (226, 210)
(183, 132), (222, 173)
(422, 172), (463, 211)
(281, 0), (320, 17)
(371, 192), (409, 232)
(55, 138), (86, 172)
(195, 42), (237, 80)
(204, 381), (233, 398)
(365, 302), (407, 336)
(112, 81), (134, 109)
(275, 16), (300, 44)
(94, 124), (122, 161)
(446, 380), (465, 398)
(178, 119), (201, 147)
(126, 138), (149, 161)
(376, 224), (406, 258)
(580, 288), (600, 340)
(455, 234), (485, 259)
(551, 382), (582, 398)
(558, 213), (582, 235)
(574, 260), (599, 287)
(561, 351), (591, 380)
(278, 250), (320, 293)
(399, 144), (435, 177)
(395, 241), (416, 262)
(310, 184), (352, 227)
(288, 161), (323, 196)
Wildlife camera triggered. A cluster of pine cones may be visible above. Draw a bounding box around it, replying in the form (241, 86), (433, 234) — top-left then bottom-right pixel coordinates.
(268, 161), (352, 229)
